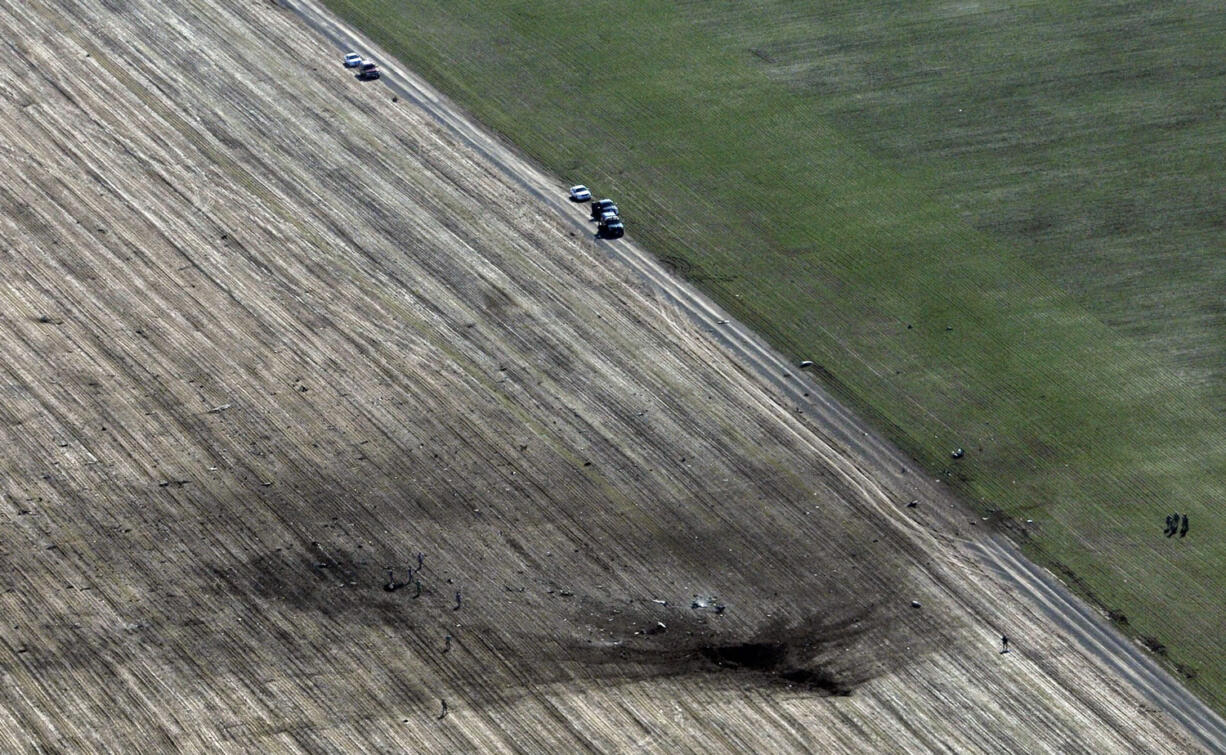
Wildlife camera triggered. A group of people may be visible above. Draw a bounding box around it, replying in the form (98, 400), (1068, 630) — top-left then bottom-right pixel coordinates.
(1164, 513), (1189, 538)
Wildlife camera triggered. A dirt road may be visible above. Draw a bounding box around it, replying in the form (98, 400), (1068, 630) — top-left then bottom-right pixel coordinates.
(0, 0), (1219, 750)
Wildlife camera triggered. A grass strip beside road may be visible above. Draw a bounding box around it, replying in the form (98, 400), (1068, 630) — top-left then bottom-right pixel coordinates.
(319, 0), (1226, 710)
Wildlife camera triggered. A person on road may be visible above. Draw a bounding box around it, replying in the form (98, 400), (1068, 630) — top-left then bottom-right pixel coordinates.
(1001, 635), (1010, 654)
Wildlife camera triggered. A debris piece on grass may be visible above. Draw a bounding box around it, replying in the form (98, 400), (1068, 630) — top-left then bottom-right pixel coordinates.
(906, 500), (918, 508)
(951, 448), (964, 459)
(799, 360), (813, 368)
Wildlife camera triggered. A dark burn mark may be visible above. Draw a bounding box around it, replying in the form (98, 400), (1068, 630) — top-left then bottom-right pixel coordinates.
(196, 535), (923, 706)
(201, 543), (424, 630)
(550, 609), (899, 700)
(699, 642), (851, 694)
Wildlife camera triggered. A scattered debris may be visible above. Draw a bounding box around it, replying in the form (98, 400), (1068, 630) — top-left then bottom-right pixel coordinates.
(646, 621), (667, 635)
(906, 500), (918, 508)
(799, 360), (813, 368)
(206, 403), (232, 414)
(652, 598), (668, 606)
(910, 600), (921, 608)
(690, 595), (725, 614)
(951, 448), (964, 459)
(383, 569), (401, 592)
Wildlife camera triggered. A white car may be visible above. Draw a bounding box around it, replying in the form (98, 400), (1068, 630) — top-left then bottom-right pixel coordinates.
(343, 52), (363, 68)
(568, 185), (592, 202)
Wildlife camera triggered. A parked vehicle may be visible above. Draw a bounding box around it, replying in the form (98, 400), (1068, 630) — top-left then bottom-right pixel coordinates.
(590, 199), (617, 220)
(568, 185), (592, 202)
(598, 215), (625, 239)
(343, 52), (363, 68)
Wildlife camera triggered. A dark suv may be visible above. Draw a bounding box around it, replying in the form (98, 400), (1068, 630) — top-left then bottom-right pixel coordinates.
(590, 199), (617, 220)
(598, 216), (625, 239)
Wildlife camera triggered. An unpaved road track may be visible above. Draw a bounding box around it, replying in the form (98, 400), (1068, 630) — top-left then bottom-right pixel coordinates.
(0, 0), (1220, 751)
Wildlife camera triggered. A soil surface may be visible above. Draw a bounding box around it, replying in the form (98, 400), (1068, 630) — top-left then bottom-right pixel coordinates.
(0, 0), (1219, 751)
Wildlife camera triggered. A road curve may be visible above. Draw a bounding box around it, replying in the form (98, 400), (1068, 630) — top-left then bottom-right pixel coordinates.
(280, 1), (1226, 750)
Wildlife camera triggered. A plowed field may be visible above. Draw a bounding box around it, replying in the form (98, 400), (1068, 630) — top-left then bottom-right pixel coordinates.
(0, 0), (1215, 751)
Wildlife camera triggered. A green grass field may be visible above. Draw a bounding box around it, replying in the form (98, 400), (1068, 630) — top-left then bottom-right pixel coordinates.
(320, 0), (1226, 708)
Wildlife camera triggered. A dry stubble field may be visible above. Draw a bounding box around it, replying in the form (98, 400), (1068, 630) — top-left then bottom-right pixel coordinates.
(0, 0), (1207, 751)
